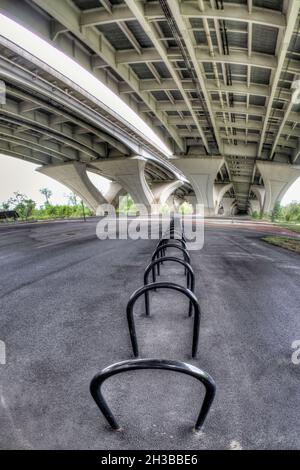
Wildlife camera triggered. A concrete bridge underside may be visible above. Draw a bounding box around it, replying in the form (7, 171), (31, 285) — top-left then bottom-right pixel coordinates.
(1, 0), (300, 215)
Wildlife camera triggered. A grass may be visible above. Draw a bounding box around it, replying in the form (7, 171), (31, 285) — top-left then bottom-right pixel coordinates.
(262, 236), (300, 254)
(276, 223), (300, 234)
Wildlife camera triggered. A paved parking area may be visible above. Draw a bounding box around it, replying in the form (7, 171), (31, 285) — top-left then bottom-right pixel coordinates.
(0, 219), (299, 449)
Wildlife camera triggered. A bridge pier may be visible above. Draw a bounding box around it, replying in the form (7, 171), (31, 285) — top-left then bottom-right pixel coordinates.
(214, 182), (233, 214)
(250, 185), (266, 214)
(171, 157), (225, 216)
(38, 162), (108, 212)
(150, 180), (184, 207)
(249, 199), (261, 215)
(257, 161), (300, 214)
(90, 157), (153, 210)
(219, 197), (237, 217)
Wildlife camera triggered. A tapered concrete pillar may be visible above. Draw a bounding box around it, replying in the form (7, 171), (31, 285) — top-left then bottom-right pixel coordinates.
(171, 157), (224, 215)
(151, 180), (184, 205)
(250, 185), (266, 213)
(101, 182), (126, 208)
(90, 157), (154, 208)
(257, 161), (300, 214)
(214, 182), (233, 212)
(38, 162), (108, 212)
(249, 199), (261, 215)
(219, 197), (236, 217)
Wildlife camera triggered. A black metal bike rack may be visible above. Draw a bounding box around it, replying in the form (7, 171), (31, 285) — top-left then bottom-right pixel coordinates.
(90, 358), (216, 432)
(152, 243), (191, 276)
(155, 238), (188, 272)
(157, 237), (187, 254)
(144, 256), (195, 316)
(89, 219), (216, 434)
(126, 282), (201, 358)
(162, 228), (186, 241)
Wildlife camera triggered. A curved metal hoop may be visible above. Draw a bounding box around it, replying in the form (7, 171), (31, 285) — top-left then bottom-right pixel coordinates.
(126, 282), (201, 358)
(163, 228), (186, 241)
(90, 358), (216, 432)
(156, 238), (188, 271)
(144, 257), (195, 316)
(152, 244), (191, 276)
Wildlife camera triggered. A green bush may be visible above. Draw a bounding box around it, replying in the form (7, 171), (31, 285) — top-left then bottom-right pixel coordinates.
(1, 191), (93, 221)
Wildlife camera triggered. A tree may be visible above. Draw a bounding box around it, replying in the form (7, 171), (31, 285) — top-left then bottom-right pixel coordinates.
(271, 201), (282, 222)
(4, 192), (36, 219)
(66, 192), (78, 206)
(40, 187), (52, 205)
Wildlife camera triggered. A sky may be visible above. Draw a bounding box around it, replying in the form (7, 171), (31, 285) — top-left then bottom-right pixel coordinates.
(0, 154), (299, 207)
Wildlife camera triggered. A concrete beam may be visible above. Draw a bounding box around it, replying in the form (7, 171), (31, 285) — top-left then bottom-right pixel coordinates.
(123, 0), (209, 152)
(258, 0), (300, 156)
(31, 0), (183, 149)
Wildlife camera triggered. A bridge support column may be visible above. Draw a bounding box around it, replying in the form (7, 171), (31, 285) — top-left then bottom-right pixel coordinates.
(250, 185), (266, 214)
(38, 162), (108, 213)
(100, 182), (126, 208)
(219, 197), (237, 217)
(90, 157), (154, 210)
(249, 199), (261, 215)
(214, 182), (233, 213)
(257, 161), (300, 214)
(151, 180), (184, 208)
(171, 157), (224, 215)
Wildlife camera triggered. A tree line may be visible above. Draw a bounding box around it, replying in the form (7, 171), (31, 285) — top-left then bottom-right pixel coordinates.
(252, 201), (300, 223)
(0, 188), (93, 221)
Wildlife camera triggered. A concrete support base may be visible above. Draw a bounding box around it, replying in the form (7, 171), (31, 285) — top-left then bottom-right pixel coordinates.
(91, 157), (184, 213)
(214, 182), (233, 213)
(257, 161), (300, 214)
(249, 200), (261, 215)
(38, 162), (107, 213)
(218, 197), (237, 217)
(90, 157), (153, 209)
(250, 185), (266, 214)
(171, 157), (224, 215)
(151, 180), (184, 206)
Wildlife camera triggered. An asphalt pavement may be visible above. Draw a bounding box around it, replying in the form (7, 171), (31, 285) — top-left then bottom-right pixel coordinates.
(0, 218), (299, 449)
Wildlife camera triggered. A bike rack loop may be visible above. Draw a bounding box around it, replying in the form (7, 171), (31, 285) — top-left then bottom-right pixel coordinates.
(126, 282), (201, 358)
(156, 234), (187, 262)
(163, 228), (186, 241)
(152, 244), (191, 276)
(156, 238), (187, 269)
(144, 257), (195, 317)
(90, 358), (216, 432)
(157, 238), (187, 254)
